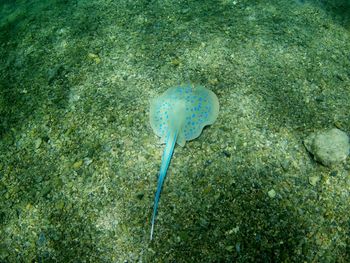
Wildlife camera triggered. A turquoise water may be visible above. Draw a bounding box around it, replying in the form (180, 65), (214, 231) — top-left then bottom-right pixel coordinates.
(0, 0), (349, 262)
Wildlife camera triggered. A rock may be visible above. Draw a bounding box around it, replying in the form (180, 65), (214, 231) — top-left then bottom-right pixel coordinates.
(304, 128), (350, 167)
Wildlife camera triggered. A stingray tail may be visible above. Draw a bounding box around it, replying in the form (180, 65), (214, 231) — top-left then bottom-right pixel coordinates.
(150, 128), (178, 240)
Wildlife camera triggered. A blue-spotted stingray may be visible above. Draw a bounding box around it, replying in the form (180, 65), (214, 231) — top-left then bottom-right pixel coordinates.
(149, 84), (219, 240)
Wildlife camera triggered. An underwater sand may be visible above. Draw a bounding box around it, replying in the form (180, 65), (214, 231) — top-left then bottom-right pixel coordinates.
(0, 0), (349, 262)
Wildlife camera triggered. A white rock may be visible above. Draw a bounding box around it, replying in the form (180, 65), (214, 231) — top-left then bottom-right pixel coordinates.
(304, 128), (350, 167)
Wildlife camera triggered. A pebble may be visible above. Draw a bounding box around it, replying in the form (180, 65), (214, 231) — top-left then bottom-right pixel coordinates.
(34, 138), (42, 149)
(56, 200), (65, 210)
(88, 53), (101, 64)
(309, 176), (320, 186)
(83, 157), (93, 166)
(267, 189), (276, 198)
(72, 160), (83, 169)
